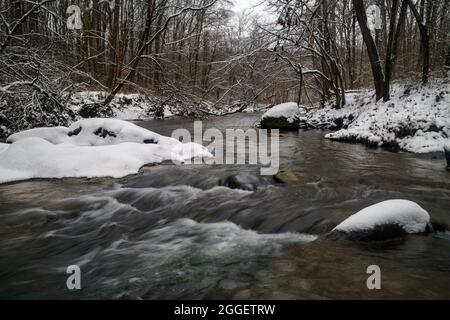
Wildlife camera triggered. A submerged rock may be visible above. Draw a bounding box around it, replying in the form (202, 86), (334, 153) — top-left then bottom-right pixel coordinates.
(220, 173), (266, 191)
(273, 171), (310, 184)
(261, 117), (300, 130)
(308, 209), (355, 235)
(328, 224), (414, 242)
(430, 218), (450, 232)
(328, 200), (431, 241)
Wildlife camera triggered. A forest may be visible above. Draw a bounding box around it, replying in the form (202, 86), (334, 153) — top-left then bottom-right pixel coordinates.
(1, 0), (449, 136)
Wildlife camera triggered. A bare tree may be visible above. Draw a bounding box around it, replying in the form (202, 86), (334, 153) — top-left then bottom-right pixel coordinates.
(353, 0), (407, 101)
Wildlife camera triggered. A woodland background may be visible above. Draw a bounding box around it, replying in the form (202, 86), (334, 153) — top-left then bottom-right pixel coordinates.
(0, 0), (449, 135)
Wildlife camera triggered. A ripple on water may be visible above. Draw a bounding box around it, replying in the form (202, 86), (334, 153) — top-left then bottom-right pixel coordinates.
(0, 201), (317, 299)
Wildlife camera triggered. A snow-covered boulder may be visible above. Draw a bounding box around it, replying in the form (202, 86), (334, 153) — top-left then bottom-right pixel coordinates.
(329, 200), (431, 241)
(6, 127), (70, 145)
(1, 119), (212, 184)
(260, 103), (305, 130)
(8, 118), (167, 146)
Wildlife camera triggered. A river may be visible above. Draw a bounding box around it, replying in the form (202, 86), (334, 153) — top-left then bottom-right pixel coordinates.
(0, 113), (449, 299)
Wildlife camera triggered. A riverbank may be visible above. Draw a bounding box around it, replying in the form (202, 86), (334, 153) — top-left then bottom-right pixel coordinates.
(0, 91), (267, 139)
(69, 92), (267, 120)
(306, 77), (449, 154)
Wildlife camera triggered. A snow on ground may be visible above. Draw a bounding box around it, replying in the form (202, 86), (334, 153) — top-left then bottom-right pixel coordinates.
(307, 78), (450, 153)
(261, 102), (305, 123)
(0, 119), (212, 184)
(0, 143), (8, 154)
(70, 92), (156, 120)
(8, 118), (168, 146)
(6, 126), (71, 145)
(333, 199), (430, 234)
(69, 91), (268, 121)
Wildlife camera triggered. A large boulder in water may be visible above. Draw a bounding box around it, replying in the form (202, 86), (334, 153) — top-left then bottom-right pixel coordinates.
(328, 200), (431, 241)
(260, 103), (305, 131)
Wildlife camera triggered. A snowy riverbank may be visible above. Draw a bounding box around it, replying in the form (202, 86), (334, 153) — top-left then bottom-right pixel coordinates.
(0, 91), (267, 139)
(306, 78), (450, 153)
(69, 91), (266, 121)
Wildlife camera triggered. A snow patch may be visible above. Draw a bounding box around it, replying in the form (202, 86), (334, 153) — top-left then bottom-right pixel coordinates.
(6, 118), (212, 158)
(1, 119), (212, 184)
(333, 199), (430, 234)
(7, 127), (70, 145)
(8, 118), (163, 146)
(0, 143), (9, 154)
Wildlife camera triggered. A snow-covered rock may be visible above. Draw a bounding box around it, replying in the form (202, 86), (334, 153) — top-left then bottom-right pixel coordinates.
(331, 200), (431, 241)
(9, 118), (176, 147)
(6, 127), (70, 145)
(1, 119), (212, 184)
(261, 102), (305, 130)
(262, 103), (302, 121)
(308, 78), (450, 153)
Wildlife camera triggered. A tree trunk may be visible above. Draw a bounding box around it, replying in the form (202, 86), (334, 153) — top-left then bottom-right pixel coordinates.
(384, 0), (407, 101)
(297, 66), (303, 105)
(406, 0), (430, 85)
(352, 0), (385, 101)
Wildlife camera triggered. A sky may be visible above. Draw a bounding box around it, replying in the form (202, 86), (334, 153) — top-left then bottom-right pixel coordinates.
(233, 0), (256, 13)
(232, 0), (266, 14)
(231, 0), (275, 24)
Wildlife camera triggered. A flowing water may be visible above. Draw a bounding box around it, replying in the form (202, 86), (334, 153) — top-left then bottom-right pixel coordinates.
(0, 113), (449, 299)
